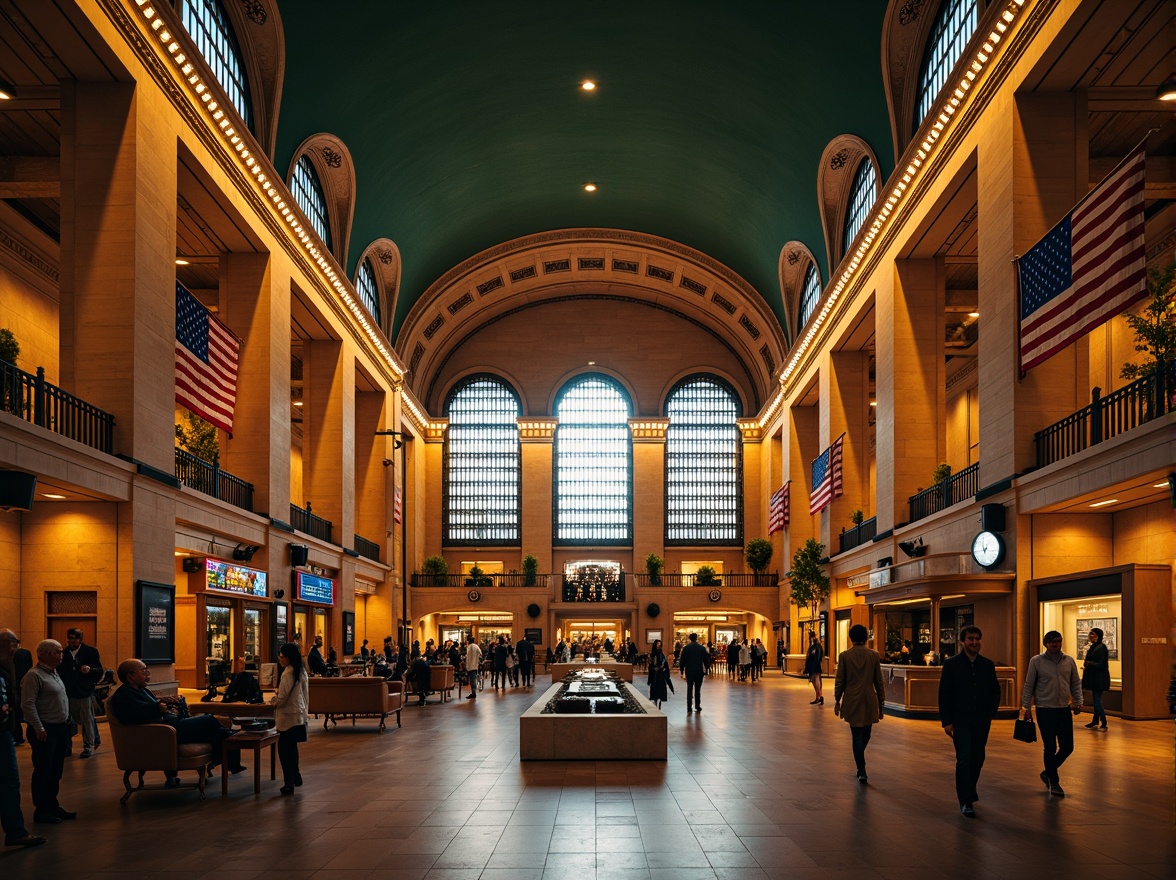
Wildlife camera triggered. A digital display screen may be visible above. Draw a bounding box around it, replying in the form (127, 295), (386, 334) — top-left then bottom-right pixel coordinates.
(205, 559), (267, 597)
(297, 571), (334, 605)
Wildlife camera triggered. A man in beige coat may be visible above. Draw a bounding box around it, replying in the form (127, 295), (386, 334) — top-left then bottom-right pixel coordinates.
(834, 624), (885, 784)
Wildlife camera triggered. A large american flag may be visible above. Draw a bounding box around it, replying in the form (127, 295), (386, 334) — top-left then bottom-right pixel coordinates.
(176, 283), (239, 433)
(768, 483), (789, 534)
(1018, 142), (1147, 374)
(809, 435), (844, 515)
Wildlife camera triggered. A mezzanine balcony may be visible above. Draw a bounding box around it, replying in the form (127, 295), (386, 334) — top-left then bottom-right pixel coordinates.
(1, 360), (115, 454)
(174, 448), (254, 512)
(290, 502), (333, 543)
(908, 462), (979, 524)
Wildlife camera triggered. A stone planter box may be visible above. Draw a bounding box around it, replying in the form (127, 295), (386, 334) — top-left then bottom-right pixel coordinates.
(520, 682), (666, 760)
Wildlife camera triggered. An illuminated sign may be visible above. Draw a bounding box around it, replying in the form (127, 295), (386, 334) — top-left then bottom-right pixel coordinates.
(296, 571), (334, 606)
(205, 559), (267, 597)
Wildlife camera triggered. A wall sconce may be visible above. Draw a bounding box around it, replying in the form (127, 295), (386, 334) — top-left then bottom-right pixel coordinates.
(898, 538), (926, 558)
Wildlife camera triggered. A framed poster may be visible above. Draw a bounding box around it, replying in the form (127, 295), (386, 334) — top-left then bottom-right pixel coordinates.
(136, 580), (175, 663)
(524, 627), (543, 644)
(646, 628), (662, 645)
(1077, 617), (1119, 660)
(342, 611), (355, 656)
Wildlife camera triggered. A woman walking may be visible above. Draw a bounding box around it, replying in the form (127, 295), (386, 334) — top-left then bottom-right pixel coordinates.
(804, 631), (825, 704)
(271, 642), (309, 795)
(647, 639), (673, 708)
(1082, 627), (1110, 730)
(834, 625), (885, 783)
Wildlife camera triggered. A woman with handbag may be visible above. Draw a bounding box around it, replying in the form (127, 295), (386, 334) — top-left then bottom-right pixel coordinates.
(270, 643), (309, 795)
(1082, 628), (1111, 730)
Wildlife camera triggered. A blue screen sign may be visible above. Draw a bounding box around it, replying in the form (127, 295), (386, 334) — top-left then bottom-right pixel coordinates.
(297, 571), (334, 605)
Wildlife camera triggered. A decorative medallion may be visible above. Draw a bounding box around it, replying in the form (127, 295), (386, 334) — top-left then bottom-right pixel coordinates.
(707, 589), (722, 603)
(321, 147), (343, 169)
(468, 589), (481, 602)
(899, 0), (923, 26)
(830, 149), (849, 170)
(240, 0), (267, 25)
(376, 248), (395, 264)
(787, 250), (801, 265)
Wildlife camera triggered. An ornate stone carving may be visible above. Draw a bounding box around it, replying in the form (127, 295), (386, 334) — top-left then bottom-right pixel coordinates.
(476, 276), (504, 295)
(899, 0), (923, 26)
(240, 0), (267, 25)
(786, 250), (801, 265)
(612, 259), (639, 273)
(447, 292), (473, 315)
(423, 315), (444, 339)
(321, 147), (343, 168)
(680, 276), (706, 296)
(739, 315), (760, 340)
(376, 248), (395, 264)
(578, 257), (605, 270)
(510, 265), (537, 282)
(711, 291), (735, 315)
(646, 264), (673, 282)
(543, 259), (571, 273)
(830, 149), (849, 170)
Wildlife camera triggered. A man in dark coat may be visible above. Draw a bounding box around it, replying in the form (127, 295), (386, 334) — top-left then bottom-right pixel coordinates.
(515, 636), (535, 687)
(407, 656), (432, 705)
(59, 628), (103, 758)
(679, 633), (710, 713)
(726, 640), (739, 681)
(938, 625), (1001, 818)
(307, 636), (328, 676)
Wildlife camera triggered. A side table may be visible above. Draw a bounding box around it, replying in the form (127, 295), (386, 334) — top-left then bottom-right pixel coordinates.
(221, 728), (279, 796)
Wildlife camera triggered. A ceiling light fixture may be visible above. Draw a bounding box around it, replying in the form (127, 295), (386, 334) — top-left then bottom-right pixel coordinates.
(0, 80), (15, 100)
(175, 257), (190, 266)
(968, 311), (980, 318)
(41, 493), (67, 500)
(869, 401), (877, 407)
(581, 80), (596, 91)
(1154, 482), (1169, 488)
(1088, 499), (1119, 508)
(293, 401), (303, 407)
(583, 183), (597, 192)
(1155, 73), (1176, 101)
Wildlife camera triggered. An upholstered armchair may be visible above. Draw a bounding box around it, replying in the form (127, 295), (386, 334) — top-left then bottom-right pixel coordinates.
(105, 698), (213, 803)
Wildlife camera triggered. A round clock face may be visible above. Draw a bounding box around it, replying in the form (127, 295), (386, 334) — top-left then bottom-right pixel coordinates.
(971, 531), (1004, 568)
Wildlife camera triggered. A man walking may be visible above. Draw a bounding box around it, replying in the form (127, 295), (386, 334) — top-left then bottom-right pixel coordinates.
(1021, 630), (1082, 798)
(59, 628), (102, 758)
(938, 625), (1001, 817)
(515, 635), (535, 687)
(833, 625), (885, 784)
(20, 639), (77, 824)
(0, 630), (46, 847)
(679, 632), (709, 713)
(464, 635), (482, 700)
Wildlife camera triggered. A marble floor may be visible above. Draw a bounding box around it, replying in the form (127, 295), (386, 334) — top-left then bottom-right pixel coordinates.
(3, 671), (1172, 879)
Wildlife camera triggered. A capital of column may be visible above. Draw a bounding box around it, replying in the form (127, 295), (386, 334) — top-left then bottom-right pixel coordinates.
(424, 418), (449, 442)
(517, 417), (559, 441)
(629, 418), (669, 441)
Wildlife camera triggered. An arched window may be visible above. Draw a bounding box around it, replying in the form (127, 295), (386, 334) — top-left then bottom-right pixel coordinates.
(665, 377), (742, 545)
(181, 0), (253, 129)
(915, 0), (978, 130)
(291, 155), (332, 251)
(554, 375), (632, 544)
(797, 264), (821, 330)
(842, 159), (876, 257)
(444, 377), (521, 544)
(355, 258), (381, 324)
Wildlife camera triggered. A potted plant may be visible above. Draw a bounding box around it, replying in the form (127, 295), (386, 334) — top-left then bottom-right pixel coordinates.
(0, 328), (18, 366)
(931, 463), (952, 485)
(465, 564), (492, 587)
(694, 564), (720, 587)
(850, 509), (864, 526)
(175, 410), (219, 466)
(788, 538), (830, 626)
(522, 553), (538, 587)
(1120, 262), (1176, 415)
(0, 328), (20, 415)
(644, 552), (664, 586)
(744, 538), (773, 584)
(421, 555), (448, 586)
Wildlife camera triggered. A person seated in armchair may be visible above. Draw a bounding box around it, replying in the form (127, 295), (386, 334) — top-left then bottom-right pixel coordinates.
(109, 659), (244, 785)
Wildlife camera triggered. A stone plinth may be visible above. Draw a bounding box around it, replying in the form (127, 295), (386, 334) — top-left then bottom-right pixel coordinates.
(520, 683), (667, 760)
(550, 661), (634, 681)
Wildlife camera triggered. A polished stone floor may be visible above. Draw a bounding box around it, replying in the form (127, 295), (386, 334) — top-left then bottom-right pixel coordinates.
(3, 671), (1172, 878)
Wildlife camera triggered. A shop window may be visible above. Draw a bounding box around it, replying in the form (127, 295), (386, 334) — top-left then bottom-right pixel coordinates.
(180, 0), (254, 130)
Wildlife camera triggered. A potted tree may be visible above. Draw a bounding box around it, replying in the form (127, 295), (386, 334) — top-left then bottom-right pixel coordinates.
(421, 555), (448, 586)
(745, 538), (773, 585)
(522, 553), (539, 587)
(850, 509), (864, 527)
(1120, 261), (1176, 417)
(788, 538), (830, 632)
(465, 564), (492, 587)
(0, 328), (20, 415)
(644, 552), (664, 586)
(694, 564), (721, 587)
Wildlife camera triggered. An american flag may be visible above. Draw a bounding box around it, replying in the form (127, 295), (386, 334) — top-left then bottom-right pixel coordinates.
(1018, 142), (1147, 374)
(176, 283), (239, 433)
(393, 486), (403, 524)
(768, 483), (789, 534)
(809, 435), (844, 515)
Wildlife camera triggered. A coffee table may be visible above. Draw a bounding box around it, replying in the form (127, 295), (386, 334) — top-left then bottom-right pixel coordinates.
(221, 729), (279, 796)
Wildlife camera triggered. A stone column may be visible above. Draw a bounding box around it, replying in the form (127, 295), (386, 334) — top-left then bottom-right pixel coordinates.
(301, 339), (353, 542)
(354, 389), (389, 558)
(518, 418), (557, 571)
(822, 351), (870, 548)
(630, 418), (668, 576)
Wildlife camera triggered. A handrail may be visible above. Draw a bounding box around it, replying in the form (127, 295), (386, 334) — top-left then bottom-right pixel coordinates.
(354, 534), (381, 562)
(1, 360), (115, 454)
(630, 573), (778, 588)
(561, 572), (626, 602)
(1035, 360), (1173, 468)
(411, 573), (552, 588)
(290, 503), (333, 543)
(838, 517), (877, 554)
(908, 462), (979, 523)
(174, 449), (254, 512)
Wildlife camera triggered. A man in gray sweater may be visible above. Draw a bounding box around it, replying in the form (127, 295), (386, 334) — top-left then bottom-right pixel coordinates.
(1020, 630), (1082, 798)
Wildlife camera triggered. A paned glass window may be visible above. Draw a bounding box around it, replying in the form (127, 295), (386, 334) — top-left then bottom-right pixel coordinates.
(915, 0), (977, 130)
(291, 155), (332, 251)
(355, 258), (381, 324)
(181, 0), (253, 129)
(797, 264), (821, 330)
(554, 375), (632, 544)
(842, 159), (876, 257)
(665, 377), (742, 544)
(444, 377), (521, 544)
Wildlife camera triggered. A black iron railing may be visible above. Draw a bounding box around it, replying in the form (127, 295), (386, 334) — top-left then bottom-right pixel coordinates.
(1, 361), (115, 454)
(839, 516), (877, 554)
(630, 573), (777, 588)
(562, 572), (626, 602)
(1035, 361), (1174, 468)
(410, 573), (554, 588)
(908, 462), (979, 524)
(290, 503), (333, 543)
(174, 449), (254, 511)
(354, 534), (381, 562)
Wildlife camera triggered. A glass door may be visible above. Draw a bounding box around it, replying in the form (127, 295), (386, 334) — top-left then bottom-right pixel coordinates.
(206, 604), (233, 687)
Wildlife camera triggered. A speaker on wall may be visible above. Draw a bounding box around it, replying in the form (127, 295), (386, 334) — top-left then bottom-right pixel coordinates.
(182, 557), (203, 573)
(981, 503), (1006, 532)
(0, 470), (36, 512)
(290, 544), (309, 567)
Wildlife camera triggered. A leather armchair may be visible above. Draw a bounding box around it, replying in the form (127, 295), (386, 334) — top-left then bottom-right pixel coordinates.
(105, 697), (213, 803)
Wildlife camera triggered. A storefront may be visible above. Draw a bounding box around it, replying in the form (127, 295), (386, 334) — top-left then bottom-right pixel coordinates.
(176, 557), (273, 689)
(292, 570), (335, 659)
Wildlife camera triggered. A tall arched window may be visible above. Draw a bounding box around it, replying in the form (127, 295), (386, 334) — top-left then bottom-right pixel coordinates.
(665, 377), (742, 545)
(554, 375), (632, 544)
(291, 155), (332, 251)
(842, 159), (876, 257)
(797, 264), (821, 330)
(355, 258), (381, 324)
(444, 377), (521, 544)
(915, 0), (978, 130)
(181, 0), (253, 129)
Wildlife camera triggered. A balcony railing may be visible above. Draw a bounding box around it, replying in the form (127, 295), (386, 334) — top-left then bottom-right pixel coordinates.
(562, 572), (626, 602)
(838, 516), (877, 554)
(174, 449), (254, 512)
(290, 503), (333, 543)
(1, 361), (115, 454)
(908, 462), (979, 524)
(1035, 361), (1174, 468)
(630, 573), (778, 588)
(354, 534), (381, 562)
(410, 573), (553, 588)
(847, 552), (974, 589)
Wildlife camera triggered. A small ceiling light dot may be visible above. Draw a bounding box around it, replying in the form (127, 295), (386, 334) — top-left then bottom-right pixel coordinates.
(581, 80), (596, 91)
(175, 258), (190, 266)
(968, 311), (980, 318)
(583, 183), (597, 192)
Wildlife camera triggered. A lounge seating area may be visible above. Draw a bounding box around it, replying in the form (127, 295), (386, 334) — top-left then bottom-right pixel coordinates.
(408, 664), (455, 704)
(308, 676), (404, 732)
(105, 698), (213, 803)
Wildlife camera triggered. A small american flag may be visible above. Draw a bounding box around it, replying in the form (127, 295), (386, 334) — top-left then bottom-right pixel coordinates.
(175, 283), (239, 433)
(809, 435), (844, 515)
(1018, 142), (1147, 374)
(768, 483), (789, 534)
(393, 486), (402, 524)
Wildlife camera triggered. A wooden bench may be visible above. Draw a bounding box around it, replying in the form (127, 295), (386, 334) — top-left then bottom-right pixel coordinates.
(308, 676), (403, 732)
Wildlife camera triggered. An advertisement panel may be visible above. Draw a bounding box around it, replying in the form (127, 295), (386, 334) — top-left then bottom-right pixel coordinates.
(205, 559), (268, 597)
